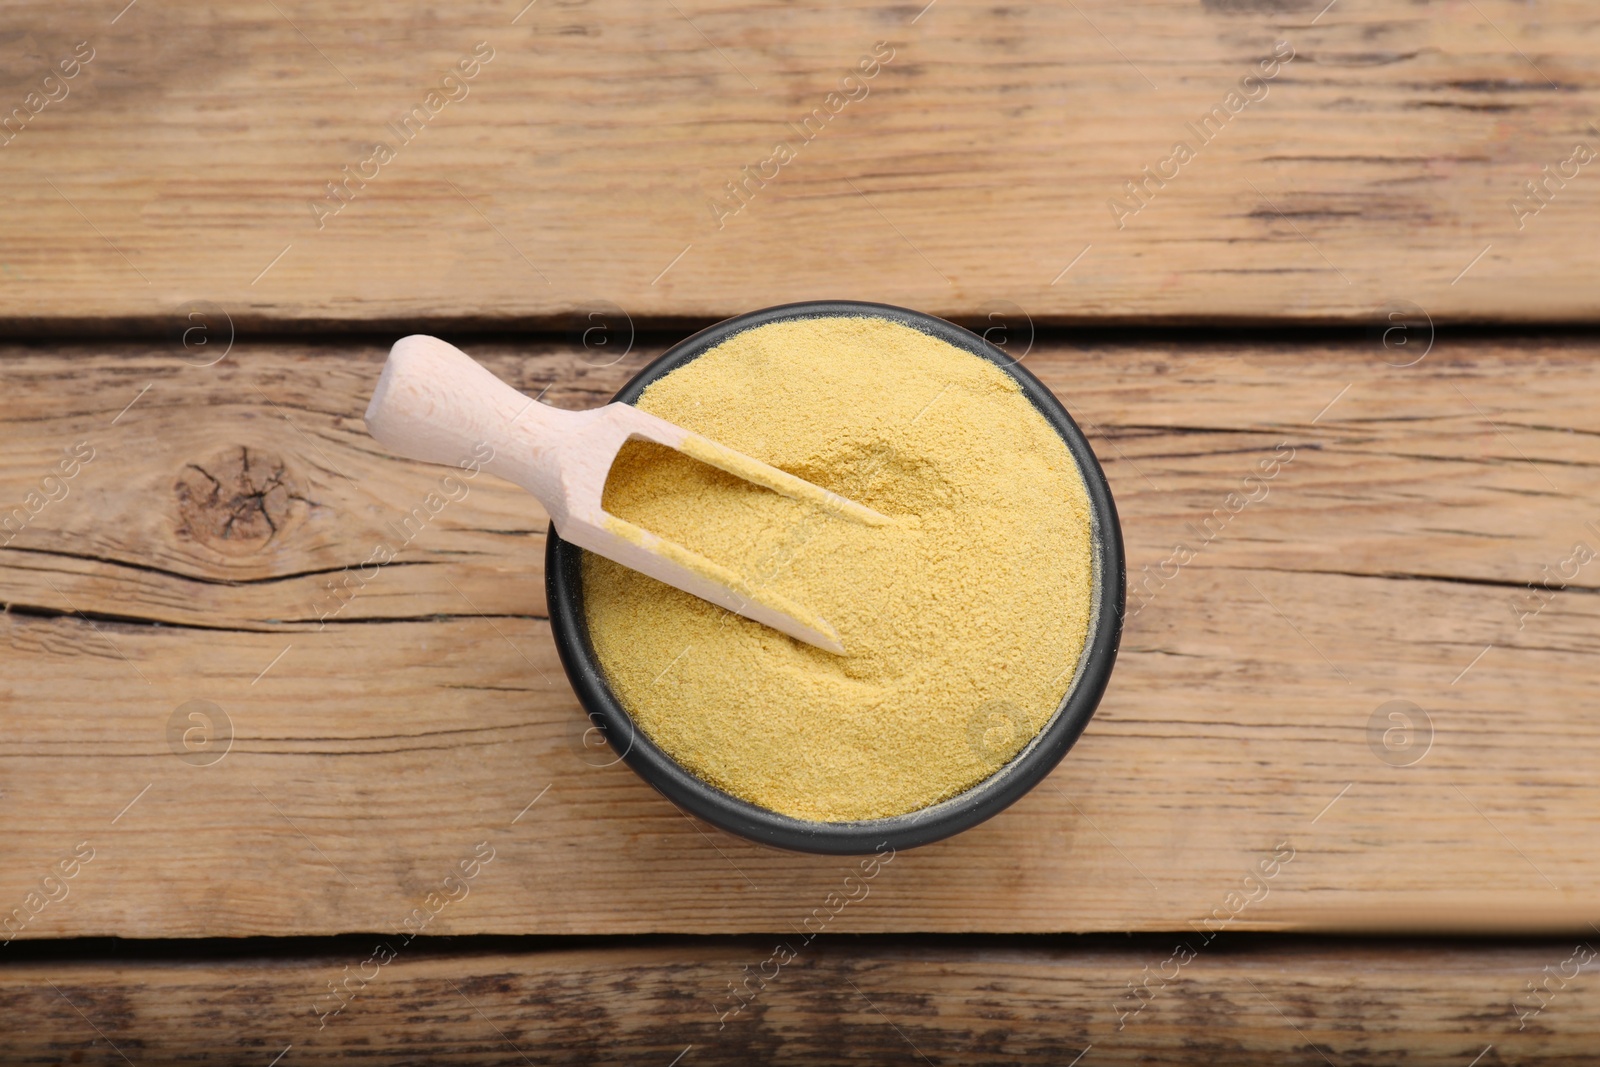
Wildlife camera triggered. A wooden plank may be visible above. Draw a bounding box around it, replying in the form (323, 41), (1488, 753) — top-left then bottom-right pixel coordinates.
(3, 938), (1597, 1063)
(3, 337), (1600, 938)
(3, 2), (1600, 326)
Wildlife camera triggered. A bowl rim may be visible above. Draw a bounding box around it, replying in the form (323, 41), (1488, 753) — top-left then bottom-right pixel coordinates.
(546, 299), (1125, 854)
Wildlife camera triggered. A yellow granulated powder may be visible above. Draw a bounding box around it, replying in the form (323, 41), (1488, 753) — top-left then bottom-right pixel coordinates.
(581, 316), (1095, 822)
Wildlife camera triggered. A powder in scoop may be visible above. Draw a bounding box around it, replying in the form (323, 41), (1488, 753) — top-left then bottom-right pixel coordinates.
(581, 316), (1095, 822)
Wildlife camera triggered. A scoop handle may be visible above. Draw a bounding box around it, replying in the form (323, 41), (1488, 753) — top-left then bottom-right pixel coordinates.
(364, 334), (567, 505)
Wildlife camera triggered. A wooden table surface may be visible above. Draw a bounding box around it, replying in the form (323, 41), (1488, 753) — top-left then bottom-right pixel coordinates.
(4, 1), (1600, 1062)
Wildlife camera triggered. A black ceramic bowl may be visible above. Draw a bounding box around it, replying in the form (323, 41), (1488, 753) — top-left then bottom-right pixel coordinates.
(547, 300), (1124, 854)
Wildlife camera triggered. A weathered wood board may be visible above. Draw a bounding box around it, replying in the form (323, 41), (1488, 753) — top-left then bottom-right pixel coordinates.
(2, 336), (1597, 938)
(3, 938), (1596, 1063)
(2, 1), (1600, 326)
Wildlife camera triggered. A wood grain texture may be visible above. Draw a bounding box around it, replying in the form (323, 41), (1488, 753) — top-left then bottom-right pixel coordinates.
(3, 336), (1600, 938)
(2, 1), (1600, 326)
(4, 937), (1598, 1064)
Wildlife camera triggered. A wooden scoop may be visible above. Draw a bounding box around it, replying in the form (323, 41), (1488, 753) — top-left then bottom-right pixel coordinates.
(364, 335), (887, 654)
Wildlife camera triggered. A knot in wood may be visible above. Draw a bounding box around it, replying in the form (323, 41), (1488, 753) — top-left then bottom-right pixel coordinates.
(175, 446), (308, 555)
